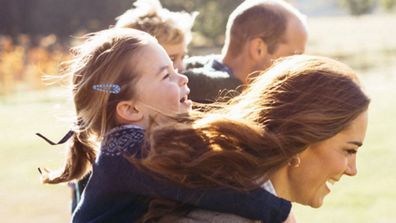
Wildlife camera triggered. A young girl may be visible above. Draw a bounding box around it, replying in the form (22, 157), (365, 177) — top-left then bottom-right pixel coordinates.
(39, 28), (291, 223)
(71, 0), (197, 211)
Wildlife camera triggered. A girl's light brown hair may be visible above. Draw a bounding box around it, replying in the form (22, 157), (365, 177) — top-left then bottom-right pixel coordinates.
(41, 28), (156, 184)
(140, 55), (370, 191)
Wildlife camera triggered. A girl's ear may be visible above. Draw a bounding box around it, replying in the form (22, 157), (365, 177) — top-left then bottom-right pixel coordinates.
(116, 101), (143, 123)
(248, 37), (269, 62)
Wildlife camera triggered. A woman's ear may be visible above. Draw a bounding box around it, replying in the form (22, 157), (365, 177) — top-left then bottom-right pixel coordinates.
(248, 37), (269, 62)
(116, 101), (143, 123)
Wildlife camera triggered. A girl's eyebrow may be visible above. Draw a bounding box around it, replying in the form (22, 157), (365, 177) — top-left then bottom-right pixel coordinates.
(155, 65), (171, 76)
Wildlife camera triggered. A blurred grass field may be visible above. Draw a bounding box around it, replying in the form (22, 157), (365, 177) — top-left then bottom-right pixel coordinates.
(1, 15), (396, 223)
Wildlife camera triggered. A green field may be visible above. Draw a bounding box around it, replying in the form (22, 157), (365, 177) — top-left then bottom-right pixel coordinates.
(1, 15), (396, 223)
(0, 89), (72, 222)
(294, 16), (396, 222)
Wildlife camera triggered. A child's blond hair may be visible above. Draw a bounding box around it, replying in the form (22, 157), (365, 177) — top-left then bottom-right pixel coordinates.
(115, 0), (197, 46)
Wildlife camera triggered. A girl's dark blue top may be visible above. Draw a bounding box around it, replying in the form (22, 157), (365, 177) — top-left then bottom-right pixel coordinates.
(71, 125), (291, 223)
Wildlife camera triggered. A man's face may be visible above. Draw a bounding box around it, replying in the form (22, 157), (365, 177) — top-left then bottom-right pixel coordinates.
(254, 16), (308, 73)
(270, 16), (308, 59)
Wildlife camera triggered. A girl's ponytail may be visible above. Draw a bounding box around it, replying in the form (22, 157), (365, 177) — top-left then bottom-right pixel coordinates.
(40, 130), (97, 184)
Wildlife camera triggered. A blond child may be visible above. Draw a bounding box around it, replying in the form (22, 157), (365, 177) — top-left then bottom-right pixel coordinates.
(115, 0), (197, 72)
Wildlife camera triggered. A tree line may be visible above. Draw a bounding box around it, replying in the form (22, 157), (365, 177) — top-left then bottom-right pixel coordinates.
(0, 0), (395, 44)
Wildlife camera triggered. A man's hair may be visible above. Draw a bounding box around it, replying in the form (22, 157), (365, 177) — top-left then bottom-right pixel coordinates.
(223, 0), (306, 57)
(115, 0), (197, 46)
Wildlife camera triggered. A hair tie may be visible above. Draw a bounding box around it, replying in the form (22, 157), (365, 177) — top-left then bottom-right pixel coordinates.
(36, 130), (75, 145)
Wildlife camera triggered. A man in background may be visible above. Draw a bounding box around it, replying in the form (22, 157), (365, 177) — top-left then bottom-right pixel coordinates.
(185, 0), (308, 103)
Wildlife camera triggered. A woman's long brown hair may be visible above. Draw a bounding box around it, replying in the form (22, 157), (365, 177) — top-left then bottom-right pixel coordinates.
(139, 55), (370, 221)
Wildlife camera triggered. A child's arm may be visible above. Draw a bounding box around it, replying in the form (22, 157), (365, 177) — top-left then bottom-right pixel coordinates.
(96, 127), (291, 223)
(108, 156), (291, 223)
(130, 170), (289, 222)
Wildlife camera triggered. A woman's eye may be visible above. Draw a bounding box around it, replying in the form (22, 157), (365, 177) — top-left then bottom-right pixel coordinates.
(345, 149), (357, 155)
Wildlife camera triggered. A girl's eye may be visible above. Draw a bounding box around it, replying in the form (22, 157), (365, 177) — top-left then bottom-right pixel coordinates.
(163, 73), (171, 80)
(162, 73), (171, 80)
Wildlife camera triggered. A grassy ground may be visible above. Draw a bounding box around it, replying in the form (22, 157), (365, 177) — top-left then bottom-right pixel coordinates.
(1, 15), (396, 222)
(0, 89), (73, 222)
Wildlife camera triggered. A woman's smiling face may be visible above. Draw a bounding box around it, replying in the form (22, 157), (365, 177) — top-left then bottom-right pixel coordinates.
(288, 110), (368, 208)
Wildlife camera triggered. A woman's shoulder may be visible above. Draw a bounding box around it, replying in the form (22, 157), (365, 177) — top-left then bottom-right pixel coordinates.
(159, 209), (261, 223)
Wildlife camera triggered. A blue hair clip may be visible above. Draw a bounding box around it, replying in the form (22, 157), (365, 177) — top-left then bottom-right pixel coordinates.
(92, 84), (121, 94)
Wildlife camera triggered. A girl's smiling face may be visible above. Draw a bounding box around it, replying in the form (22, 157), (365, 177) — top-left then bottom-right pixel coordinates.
(132, 40), (192, 125)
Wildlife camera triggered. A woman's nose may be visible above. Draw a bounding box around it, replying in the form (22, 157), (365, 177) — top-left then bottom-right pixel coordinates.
(344, 156), (357, 176)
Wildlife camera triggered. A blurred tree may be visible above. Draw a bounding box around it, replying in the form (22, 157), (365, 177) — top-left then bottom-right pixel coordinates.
(380, 0), (396, 11)
(0, 0), (243, 47)
(0, 0), (34, 36)
(162, 0), (242, 47)
(337, 0), (376, 15)
(0, 0), (133, 41)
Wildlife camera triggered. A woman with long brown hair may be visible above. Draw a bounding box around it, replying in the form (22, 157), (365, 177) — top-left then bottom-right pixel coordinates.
(140, 55), (370, 222)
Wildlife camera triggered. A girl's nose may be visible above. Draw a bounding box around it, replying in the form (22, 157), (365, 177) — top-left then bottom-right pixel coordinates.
(178, 72), (188, 86)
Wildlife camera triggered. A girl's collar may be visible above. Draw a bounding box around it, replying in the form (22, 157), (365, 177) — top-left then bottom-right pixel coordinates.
(105, 124), (144, 137)
(101, 124), (145, 156)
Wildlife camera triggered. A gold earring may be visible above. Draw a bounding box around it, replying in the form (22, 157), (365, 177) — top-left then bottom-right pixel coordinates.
(288, 156), (301, 168)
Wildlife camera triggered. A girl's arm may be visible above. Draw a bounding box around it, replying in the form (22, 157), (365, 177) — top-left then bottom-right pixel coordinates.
(96, 127), (291, 223)
(104, 155), (291, 223)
